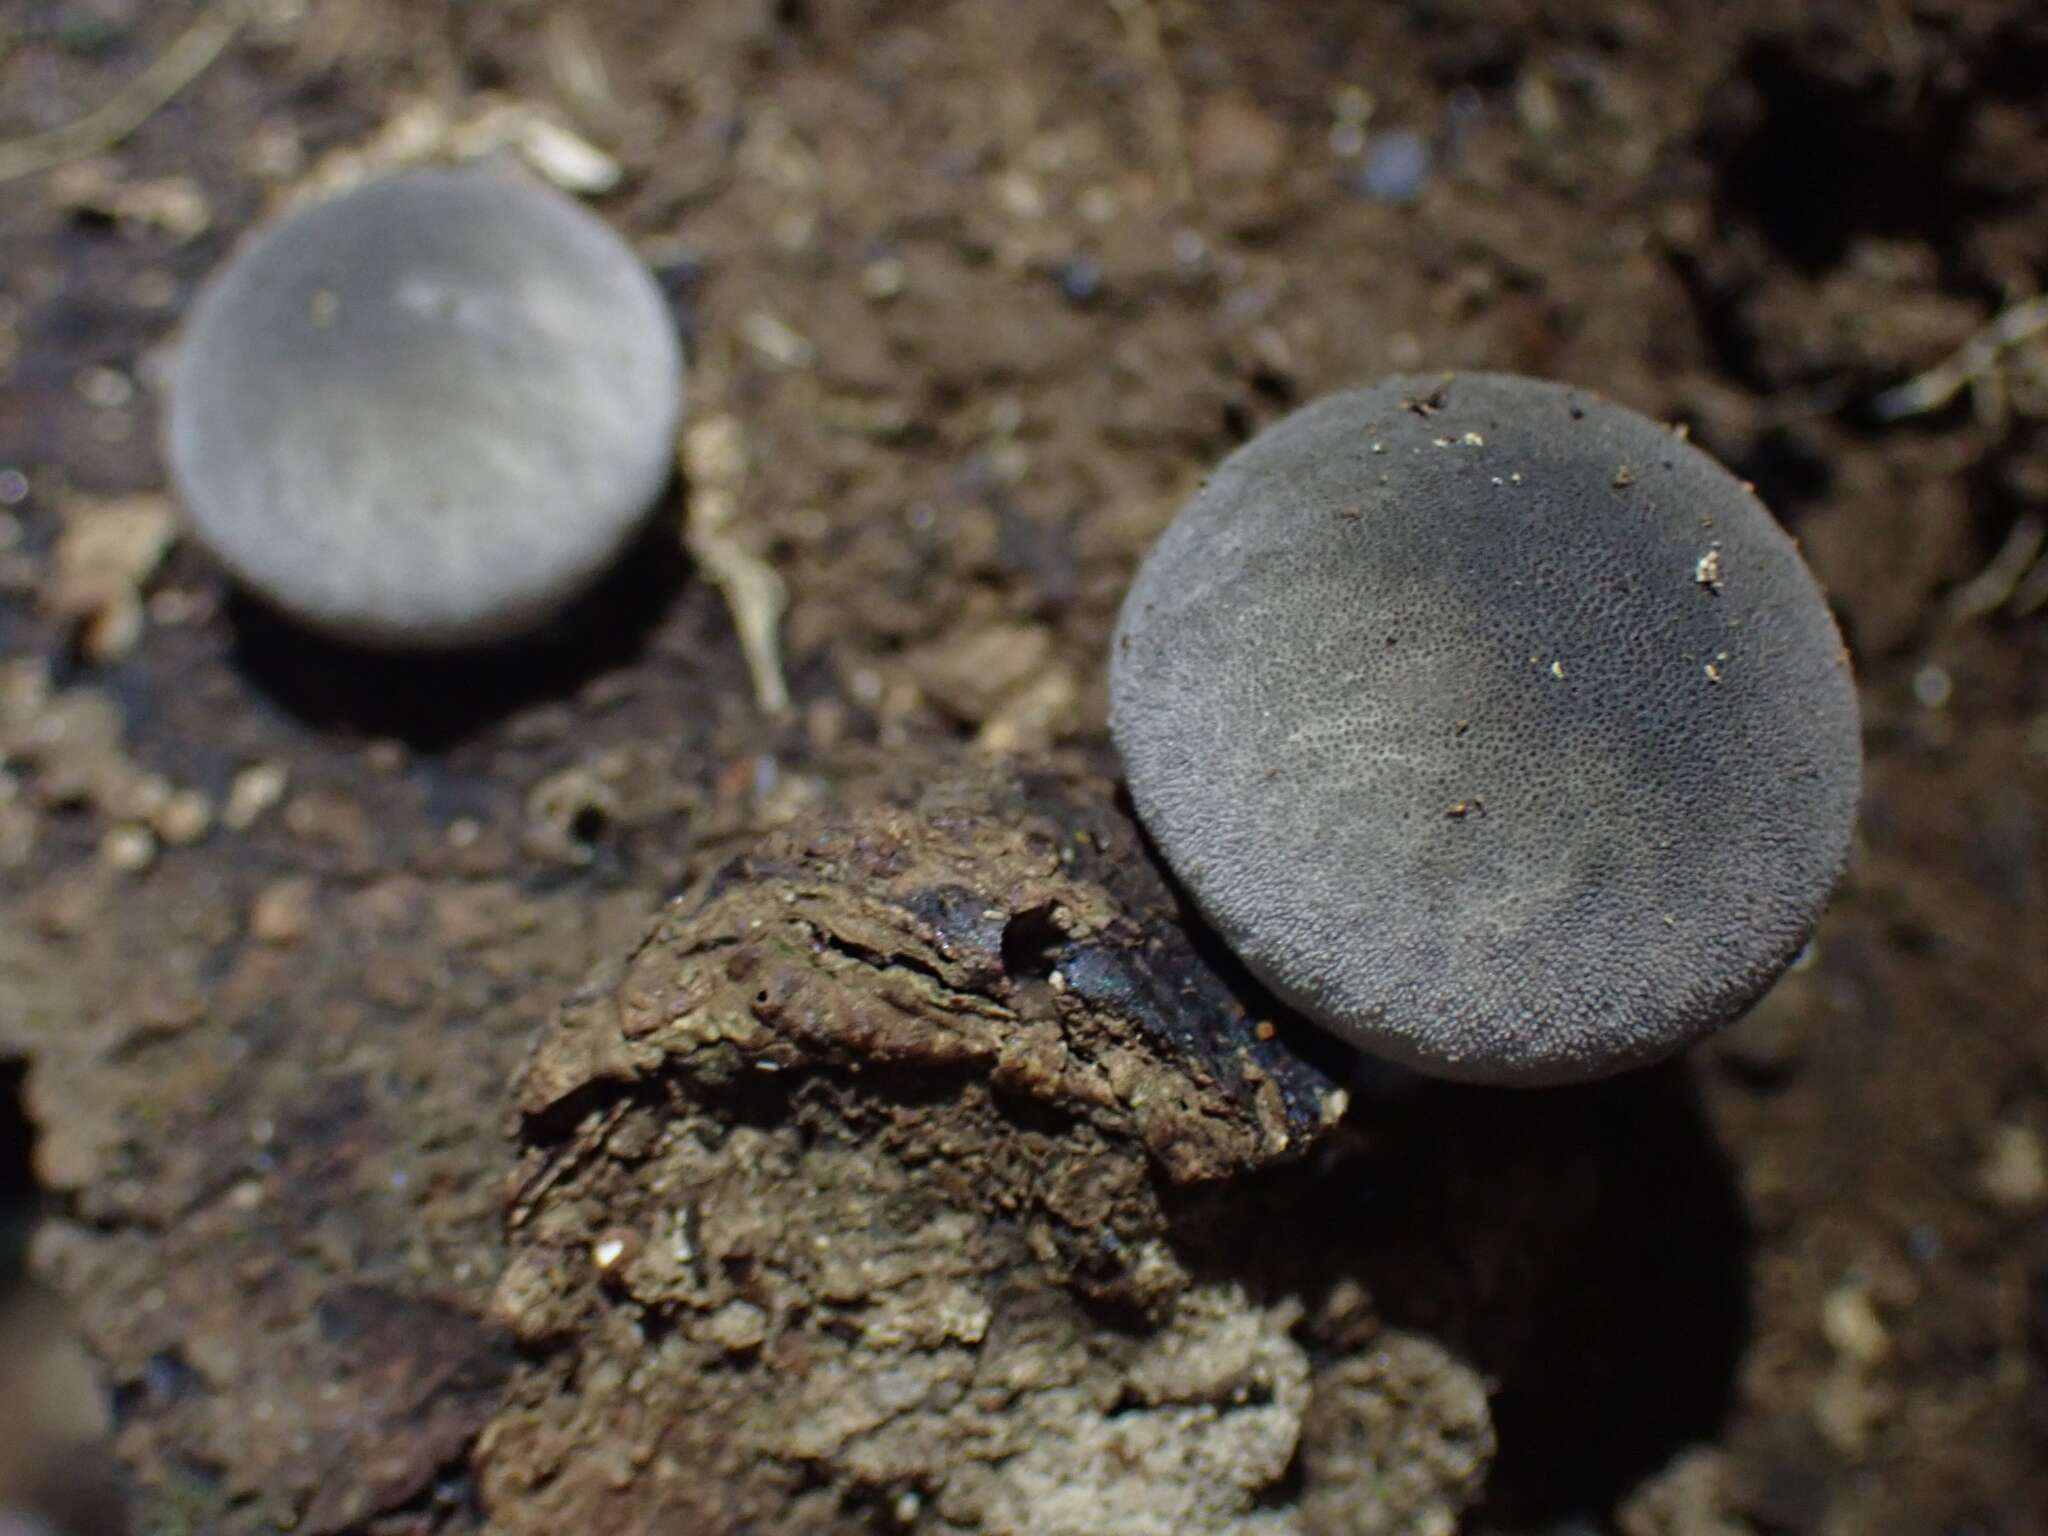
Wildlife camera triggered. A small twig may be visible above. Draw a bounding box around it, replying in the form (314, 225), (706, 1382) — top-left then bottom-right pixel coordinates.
(692, 528), (792, 716)
(2012, 545), (2048, 618)
(1946, 512), (2045, 625)
(542, 11), (624, 137)
(0, 0), (248, 184)
(681, 415), (792, 716)
(1106, 0), (1194, 205)
(1873, 294), (2048, 423)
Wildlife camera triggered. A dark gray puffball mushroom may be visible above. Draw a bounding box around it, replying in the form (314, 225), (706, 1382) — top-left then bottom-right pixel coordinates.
(165, 164), (684, 648)
(1110, 373), (1861, 1086)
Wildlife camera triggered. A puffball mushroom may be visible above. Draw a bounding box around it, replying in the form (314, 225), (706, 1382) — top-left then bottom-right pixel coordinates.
(1111, 373), (1861, 1086)
(165, 164), (683, 648)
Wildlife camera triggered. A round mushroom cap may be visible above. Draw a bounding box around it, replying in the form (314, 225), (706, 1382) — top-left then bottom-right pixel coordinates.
(1110, 373), (1861, 1086)
(165, 164), (684, 648)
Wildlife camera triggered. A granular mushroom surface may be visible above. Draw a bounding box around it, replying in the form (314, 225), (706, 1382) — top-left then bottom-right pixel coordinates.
(165, 164), (683, 648)
(1110, 373), (1862, 1085)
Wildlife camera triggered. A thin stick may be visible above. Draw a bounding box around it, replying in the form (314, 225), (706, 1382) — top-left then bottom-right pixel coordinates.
(681, 414), (792, 716)
(1946, 512), (2045, 624)
(1107, 0), (1194, 206)
(0, 0), (248, 185)
(689, 510), (793, 716)
(1873, 295), (2048, 422)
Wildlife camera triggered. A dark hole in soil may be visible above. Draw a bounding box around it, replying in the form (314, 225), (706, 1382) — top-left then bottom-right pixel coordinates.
(225, 502), (692, 752)
(112, 1348), (204, 1427)
(1736, 424), (1836, 520)
(1712, 41), (1982, 276)
(0, 1056), (35, 1292)
(566, 801), (613, 845)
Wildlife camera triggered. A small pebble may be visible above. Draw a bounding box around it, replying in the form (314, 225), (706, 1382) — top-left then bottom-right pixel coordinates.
(153, 788), (213, 846)
(741, 309), (815, 368)
(702, 1299), (770, 1353)
(250, 876), (316, 945)
(590, 1229), (640, 1273)
(1978, 1124), (2047, 1214)
(223, 761), (290, 830)
(1821, 1283), (1889, 1368)
(860, 255), (907, 302)
(1055, 255), (1104, 305)
(1810, 1362), (1888, 1458)
(1359, 131), (1430, 203)
(100, 823), (156, 872)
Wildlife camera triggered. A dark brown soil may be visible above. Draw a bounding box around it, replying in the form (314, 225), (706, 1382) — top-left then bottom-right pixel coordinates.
(2, 1), (2046, 1534)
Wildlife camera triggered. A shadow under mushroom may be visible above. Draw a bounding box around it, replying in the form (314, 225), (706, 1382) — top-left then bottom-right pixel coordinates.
(225, 507), (691, 752)
(1197, 1065), (1752, 1530)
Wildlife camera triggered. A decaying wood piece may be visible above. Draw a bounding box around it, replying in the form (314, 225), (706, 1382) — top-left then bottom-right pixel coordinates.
(480, 753), (1495, 1536)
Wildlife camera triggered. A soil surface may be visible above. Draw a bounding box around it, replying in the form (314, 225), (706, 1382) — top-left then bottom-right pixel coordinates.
(2, 1), (2047, 1534)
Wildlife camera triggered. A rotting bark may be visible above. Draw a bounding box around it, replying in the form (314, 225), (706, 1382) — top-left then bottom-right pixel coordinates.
(479, 751), (1496, 1536)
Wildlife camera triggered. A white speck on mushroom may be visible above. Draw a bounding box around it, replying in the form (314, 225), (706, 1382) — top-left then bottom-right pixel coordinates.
(1696, 545), (1724, 591)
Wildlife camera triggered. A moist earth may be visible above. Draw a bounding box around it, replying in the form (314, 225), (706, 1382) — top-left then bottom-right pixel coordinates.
(1, 2), (2045, 1535)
